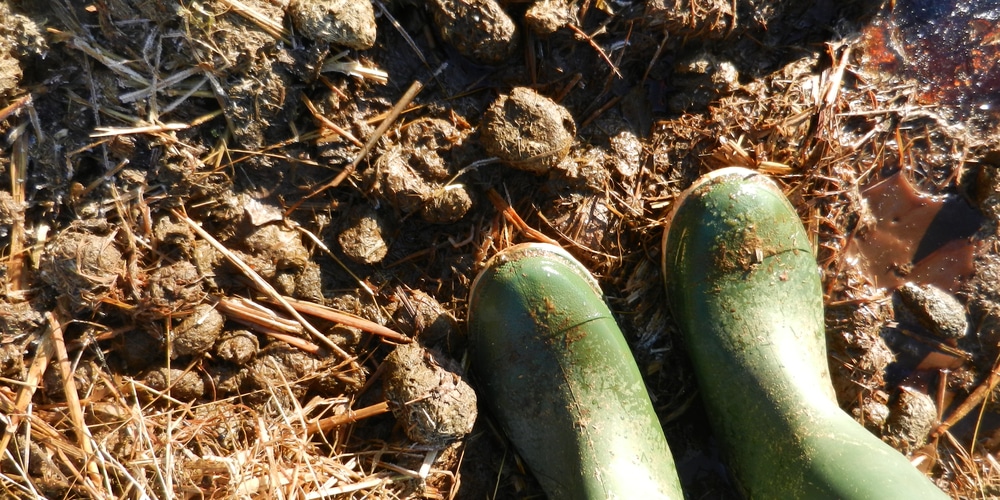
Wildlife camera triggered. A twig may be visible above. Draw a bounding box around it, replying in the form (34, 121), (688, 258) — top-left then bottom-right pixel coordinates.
(566, 24), (622, 79)
(931, 351), (1000, 439)
(173, 210), (358, 366)
(580, 95), (622, 130)
(218, 0), (290, 43)
(553, 73), (583, 103)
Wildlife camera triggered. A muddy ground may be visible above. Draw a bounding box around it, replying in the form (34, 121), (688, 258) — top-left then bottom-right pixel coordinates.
(1, 0), (999, 498)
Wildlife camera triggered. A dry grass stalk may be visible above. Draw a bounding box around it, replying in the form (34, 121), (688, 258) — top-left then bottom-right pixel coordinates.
(216, 296), (322, 354)
(218, 0), (290, 42)
(275, 296), (412, 344)
(0, 326), (53, 462)
(373, 0), (430, 70)
(306, 400), (390, 436)
(46, 311), (104, 491)
(486, 188), (559, 246)
(321, 53), (390, 85)
(301, 94), (364, 146)
(218, 296), (307, 336)
(66, 37), (151, 86)
(90, 122), (190, 138)
(118, 66), (202, 104)
(6, 122), (29, 293)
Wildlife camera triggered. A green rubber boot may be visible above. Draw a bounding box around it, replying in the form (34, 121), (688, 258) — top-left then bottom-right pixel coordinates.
(662, 167), (947, 499)
(469, 242), (684, 499)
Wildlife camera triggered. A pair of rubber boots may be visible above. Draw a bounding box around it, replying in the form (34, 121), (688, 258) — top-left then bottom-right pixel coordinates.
(468, 167), (948, 499)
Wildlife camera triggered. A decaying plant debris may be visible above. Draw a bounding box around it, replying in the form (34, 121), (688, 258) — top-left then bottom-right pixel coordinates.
(1, 0), (1000, 498)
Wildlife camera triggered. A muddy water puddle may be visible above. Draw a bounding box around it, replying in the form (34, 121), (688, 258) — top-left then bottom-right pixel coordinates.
(858, 0), (1000, 117)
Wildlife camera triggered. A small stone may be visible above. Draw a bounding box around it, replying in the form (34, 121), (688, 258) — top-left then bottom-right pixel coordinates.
(288, 0), (377, 49)
(171, 303), (225, 359)
(480, 87), (576, 174)
(382, 343), (477, 446)
(896, 282), (969, 339)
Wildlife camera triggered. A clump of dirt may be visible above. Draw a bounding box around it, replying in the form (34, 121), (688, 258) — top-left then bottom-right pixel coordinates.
(143, 260), (205, 316)
(38, 224), (124, 312)
(480, 87), (576, 174)
(288, 0), (377, 49)
(524, 0), (576, 35)
(170, 303), (225, 358)
(0, 2), (45, 95)
(393, 288), (460, 347)
(214, 329), (259, 365)
(886, 387), (938, 453)
(338, 206), (389, 264)
(240, 341), (365, 403)
(143, 367), (206, 401)
(382, 342), (477, 446)
(366, 117), (475, 223)
(427, 0), (519, 64)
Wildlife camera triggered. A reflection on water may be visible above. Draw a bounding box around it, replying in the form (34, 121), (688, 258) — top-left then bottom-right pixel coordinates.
(858, 0), (1000, 116)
